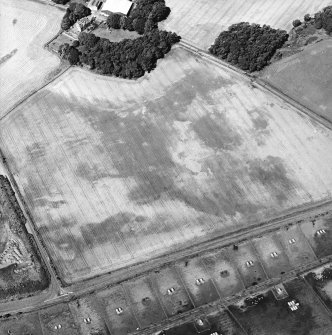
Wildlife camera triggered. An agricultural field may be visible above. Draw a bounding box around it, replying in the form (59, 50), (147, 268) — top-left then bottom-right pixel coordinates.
(175, 257), (220, 306)
(262, 39), (332, 123)
(229, 242), (267, 288)
(300, 214), (332, 258)
(201, 249), (244, 298)
(230, 278), (332, 335)
(0, 175), (48, 300)
(39, 303), (80, 335)
(97, 285), (140, 334)
(160, 0), (332, 49)
(2, 46), (332, 283)
(0, 0), (63, 116)
(69, 296), (110, 335)
(276, 224), (317, 267)
(151, 266), (194, 316)
(124, 276), (167, 327)
(0, 312), (43, 335)
(252, 232), (292, 278)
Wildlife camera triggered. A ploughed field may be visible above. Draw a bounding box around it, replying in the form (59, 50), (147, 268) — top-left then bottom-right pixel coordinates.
(160, 0), (332, 49)
(262, 39), (332, 123)
(0, 0), (63, 117)
(1, 47), (332, 283)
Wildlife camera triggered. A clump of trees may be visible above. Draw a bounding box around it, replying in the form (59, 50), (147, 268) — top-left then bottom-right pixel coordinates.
(292, 6), (332, 33)
(60, 29), (180, 78)
(209, 22), (288, 72)
(61, 2), (91, 30)
(106, 0), (171, 34)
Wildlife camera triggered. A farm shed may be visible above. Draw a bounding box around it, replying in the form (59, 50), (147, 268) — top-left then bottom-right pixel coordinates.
(101, 0), (133, 16)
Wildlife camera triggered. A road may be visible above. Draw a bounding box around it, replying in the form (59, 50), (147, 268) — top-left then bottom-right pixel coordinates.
(1, 39), (332, 320)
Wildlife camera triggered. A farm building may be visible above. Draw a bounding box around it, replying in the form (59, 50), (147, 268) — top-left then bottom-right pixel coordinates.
(88, 0), (133, 16)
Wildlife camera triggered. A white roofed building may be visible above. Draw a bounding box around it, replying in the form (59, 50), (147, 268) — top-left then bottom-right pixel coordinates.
(101, 0), (133, 16)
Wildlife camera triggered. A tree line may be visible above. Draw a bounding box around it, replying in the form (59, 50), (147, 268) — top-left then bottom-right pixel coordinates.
(60, 29), (180, 78)
(293, 6), (332, 33)
(209, 22), (288, 72)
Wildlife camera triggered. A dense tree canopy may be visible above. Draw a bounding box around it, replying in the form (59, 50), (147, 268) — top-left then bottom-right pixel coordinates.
(61, 2), (91, 30)
(313, 6), (332, 33)
(60, 30), (180, 78)
(52, 0), (70, 4)
(106, 0), (171, 35)
(209, 22), (288, 72)
(106, 13), (122, 29)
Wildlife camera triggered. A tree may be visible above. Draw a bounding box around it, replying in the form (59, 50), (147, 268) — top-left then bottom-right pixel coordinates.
(292, 19), (301, 27)
(107, 13), (122, 29)
(67, 47), (80, 65)
(150, 2), (171, 22)
(133, 17), (146, 34)
(304, 14), (311, 22)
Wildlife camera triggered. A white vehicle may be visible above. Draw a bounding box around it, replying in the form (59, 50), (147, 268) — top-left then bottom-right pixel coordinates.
(288, 238), (296, 244)
(246, 260), (254, 267)
(270, 252), (278, 258)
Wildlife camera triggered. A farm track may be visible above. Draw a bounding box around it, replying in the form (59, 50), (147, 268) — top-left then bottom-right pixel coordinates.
(1, 39), (332, 317)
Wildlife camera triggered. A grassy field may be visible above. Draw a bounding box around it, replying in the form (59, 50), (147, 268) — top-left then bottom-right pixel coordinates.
(0, 0), (63, 116)
(300, 214), (332, 258)
(0, 312), (44, 335)
(229, 242), (267, 287)
(276, 224), (317, 267)
(262, 39), (332, 123)
(160, 0), (332, 49)
(97, 285), (140, 334)
(151, 266), (194, 316)
(252, 233), (292, 278)
(1, 46), (332, 283)
(39, 303), (80, 335)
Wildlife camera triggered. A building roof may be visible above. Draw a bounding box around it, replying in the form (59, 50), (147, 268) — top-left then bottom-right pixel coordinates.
(101, 0), (133, 15)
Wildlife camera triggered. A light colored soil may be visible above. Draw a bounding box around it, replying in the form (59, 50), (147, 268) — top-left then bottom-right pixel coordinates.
(160, 0), (332, 49)
(1, 46), (332, 283)
(262, 39), (332, 123)
(0, 0), (63, 116)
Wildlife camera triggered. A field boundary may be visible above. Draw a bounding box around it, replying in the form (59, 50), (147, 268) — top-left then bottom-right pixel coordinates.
(178, 39), (332, 131)
(0, 64), (71, 124)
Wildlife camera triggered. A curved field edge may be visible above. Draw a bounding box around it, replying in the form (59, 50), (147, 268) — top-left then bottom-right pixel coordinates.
(0, 0), (63, 117)
(160, 0), (332, 49)
(0, 47), (332, 283)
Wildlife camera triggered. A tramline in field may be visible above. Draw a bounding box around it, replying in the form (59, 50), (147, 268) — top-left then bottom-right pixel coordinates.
(161, 0), (332, 49)
(1, 47), (332, 283)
